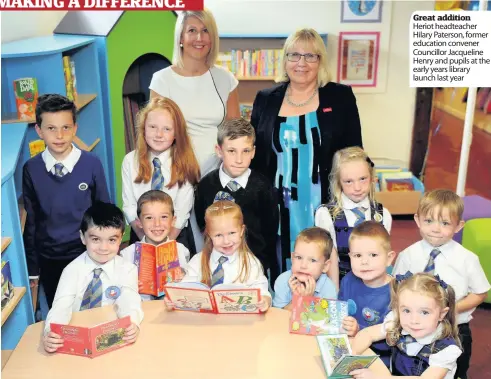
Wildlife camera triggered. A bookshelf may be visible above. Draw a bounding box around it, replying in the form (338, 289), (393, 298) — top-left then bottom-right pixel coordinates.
(219, 33), (328, 108)
(1, 122), (35, 350)
(1, 35), (113, 199)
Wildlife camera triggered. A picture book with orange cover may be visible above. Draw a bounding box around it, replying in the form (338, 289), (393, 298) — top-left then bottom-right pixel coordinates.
(164, 282), (261, 314)
(50, 316), (131, 358)
(134, 240), (181, 297)
(289, 295), (348, 336)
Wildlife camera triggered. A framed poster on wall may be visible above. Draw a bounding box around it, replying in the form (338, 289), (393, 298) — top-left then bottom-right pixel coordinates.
(341, 0), (383, 23)
(337, 32), (380, 87)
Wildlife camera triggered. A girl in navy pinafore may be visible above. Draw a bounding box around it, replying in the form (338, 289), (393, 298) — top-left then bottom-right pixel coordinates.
(349, 272), (462, 379)
(315, 147), (392, 283)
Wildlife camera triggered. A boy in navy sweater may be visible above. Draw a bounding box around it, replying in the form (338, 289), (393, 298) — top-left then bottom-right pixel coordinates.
(23, 94), (110, 308)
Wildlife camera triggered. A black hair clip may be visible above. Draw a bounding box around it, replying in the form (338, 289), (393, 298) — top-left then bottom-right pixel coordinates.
(366, 157), (375, 168)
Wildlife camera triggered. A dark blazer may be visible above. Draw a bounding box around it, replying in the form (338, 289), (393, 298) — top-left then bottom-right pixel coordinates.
(250, 81), (362, 204)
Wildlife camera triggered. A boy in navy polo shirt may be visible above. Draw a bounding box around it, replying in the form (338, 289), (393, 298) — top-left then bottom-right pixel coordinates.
(273, 227), (337, 310)
(339, 221), (395, 367)
(23, 94), (110, 308)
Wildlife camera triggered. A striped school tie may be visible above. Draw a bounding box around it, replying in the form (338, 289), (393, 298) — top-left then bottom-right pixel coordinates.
(424, 249), (441, 274)
(80, 268), (103, 311)
(352, 206), (367, 226)
(211, 256), (228, 287)
(54, 163), (65, 177)
(397, 334), (417, 353)
(151, 157), (164, 191)
(227, 180), (241, 192)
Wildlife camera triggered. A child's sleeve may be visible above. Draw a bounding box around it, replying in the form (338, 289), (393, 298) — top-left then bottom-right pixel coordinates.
(116, 264), (144, 326)
(429, 345), (462, 372)
(382, 207), (393, 234)
(181, 254), (201, 283)
(177, 243), (190, 265)
(173, 182), (194, 230)
(272, 272), (292, 308)
(467, 253), (491, 295)
(92, 157), (110, 203)
(44, 265), (78, 335)
(22, 164), (39, 277)
(314, 206), (337, 248)
(338, 276), (347, 300)
(392, 250), (410, 276)
(193, 181), (207, 232)
(122, 154), (138, 224)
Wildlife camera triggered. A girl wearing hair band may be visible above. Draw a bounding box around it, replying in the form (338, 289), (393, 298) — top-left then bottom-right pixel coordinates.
(350, 272), (462, 379)
(168, 200), (272, 313)
(315, 146), (392, 282)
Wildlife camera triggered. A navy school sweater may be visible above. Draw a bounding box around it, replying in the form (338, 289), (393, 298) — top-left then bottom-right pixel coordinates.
(22, 151), (110, 276)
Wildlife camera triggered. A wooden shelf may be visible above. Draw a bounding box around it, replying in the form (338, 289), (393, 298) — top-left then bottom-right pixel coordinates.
(1, 350), (13, 370)
(236, 76), (276, 81)
(73, 136), (100, 152)
(1, 93), (97, 124)
(1, 238), (12, 254)
(1, 287), (26, 326)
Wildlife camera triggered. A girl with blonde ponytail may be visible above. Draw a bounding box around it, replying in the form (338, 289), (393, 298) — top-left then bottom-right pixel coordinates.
(350, 273), (462, 379)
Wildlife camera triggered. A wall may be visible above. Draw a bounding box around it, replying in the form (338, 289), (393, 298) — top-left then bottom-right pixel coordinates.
(1, 11), (67, 43)
(0, 1), (435, 166)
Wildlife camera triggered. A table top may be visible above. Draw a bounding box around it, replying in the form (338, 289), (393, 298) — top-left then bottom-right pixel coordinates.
(2, 301), (390, 379)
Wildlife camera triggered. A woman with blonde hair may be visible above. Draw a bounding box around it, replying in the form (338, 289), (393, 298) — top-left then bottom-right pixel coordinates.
(149, 9), (240, 176)
(250, 28), (362, 287)
(122, 97), (200, 252)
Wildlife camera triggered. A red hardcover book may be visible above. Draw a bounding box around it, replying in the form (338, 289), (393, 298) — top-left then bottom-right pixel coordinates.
(50, 316), (131, 358)
(134, 240), (181, 297)
(385, 178), (414, 192)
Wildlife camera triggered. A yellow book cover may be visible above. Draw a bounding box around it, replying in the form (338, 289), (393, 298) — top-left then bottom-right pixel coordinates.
(29, 140), (46, 157)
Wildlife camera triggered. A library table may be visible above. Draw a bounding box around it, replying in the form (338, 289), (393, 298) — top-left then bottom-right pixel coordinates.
(2, 301), (390, 379)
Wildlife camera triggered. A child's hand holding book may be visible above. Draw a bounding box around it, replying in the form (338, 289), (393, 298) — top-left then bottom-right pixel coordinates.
(256, 296), (272, 313)
(43, 331), (64, 353)
(342, 316), (359, 337)
(122, 323), (140, 344)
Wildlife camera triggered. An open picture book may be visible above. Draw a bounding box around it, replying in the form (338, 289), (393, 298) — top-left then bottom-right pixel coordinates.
(164, 282), (261, 314)
(50, 316), (131, 358)
(134, 240), (181, 297)
(289, 295), (349, 336)
(316, 334), (378, 378)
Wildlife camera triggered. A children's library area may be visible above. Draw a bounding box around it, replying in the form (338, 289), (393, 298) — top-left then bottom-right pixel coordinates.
(1, 2), (491, 378)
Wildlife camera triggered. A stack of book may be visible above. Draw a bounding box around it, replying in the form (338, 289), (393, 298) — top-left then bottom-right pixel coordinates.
(217, 49), (283, 78)
(375, 167), (416, 192)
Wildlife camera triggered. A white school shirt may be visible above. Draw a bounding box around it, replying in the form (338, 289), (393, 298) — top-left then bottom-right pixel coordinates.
(314, 193), (392, 248)
(393, 239), (491, 324)
(381, 312), (461, 379)
(44, 252), (143, 335)
(218, 163), (251, 189)
(120, 236), (190, 301)
(121, 149), (194, 229)
(42, 144), (81, 176)
(182, 249), (271, 299)
(149, 66), (238, 176)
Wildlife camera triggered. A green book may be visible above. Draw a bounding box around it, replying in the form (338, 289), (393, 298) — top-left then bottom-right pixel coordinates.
(316, 334), (378, 378)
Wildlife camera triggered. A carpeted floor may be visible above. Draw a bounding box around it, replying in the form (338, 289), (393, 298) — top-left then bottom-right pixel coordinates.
(391, 216), (491, 379)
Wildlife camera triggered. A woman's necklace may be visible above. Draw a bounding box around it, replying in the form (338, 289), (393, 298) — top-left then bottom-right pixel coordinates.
(285, 85), (318, 107)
